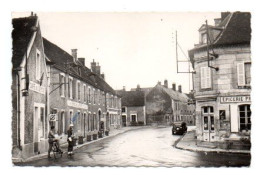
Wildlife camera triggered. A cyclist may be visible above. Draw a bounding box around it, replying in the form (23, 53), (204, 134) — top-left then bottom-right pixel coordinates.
(48, 125), (63, 158)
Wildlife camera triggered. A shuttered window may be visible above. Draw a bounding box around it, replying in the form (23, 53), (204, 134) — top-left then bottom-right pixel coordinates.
(245, 62), (251, 85)
(200, 67), (212, 89)
(237, 62), (245, 86)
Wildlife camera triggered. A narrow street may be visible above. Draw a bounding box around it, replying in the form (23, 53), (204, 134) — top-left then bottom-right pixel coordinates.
(15, 127), (250, 167)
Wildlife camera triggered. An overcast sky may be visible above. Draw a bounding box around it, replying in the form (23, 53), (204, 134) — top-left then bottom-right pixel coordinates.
(12, 12), (220, 93)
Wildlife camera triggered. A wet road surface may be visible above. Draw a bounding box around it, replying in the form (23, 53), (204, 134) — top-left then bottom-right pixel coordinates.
(15, 127), (251, 167)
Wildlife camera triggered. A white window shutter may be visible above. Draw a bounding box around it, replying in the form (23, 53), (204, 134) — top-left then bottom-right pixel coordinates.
(201, 67), (206, 89)
(237, 63), (245, 86)
(230, 104), (239, 132)
(206, 67), (212, 88)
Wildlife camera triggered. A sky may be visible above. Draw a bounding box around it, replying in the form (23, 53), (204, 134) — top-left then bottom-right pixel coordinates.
(12, 12), (220, 93)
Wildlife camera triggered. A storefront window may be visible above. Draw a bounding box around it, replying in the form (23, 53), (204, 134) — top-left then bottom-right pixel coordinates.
(239, 104), (251, 131)
(204, 117), (208, 130)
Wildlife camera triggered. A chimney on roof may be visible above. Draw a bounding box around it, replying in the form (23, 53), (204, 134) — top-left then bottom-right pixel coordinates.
(214, 18), (222, 26)
(178, 85), (182, 93)
(158, 81), (161, 85)
(71, 49), (78, 62)
(31, 12), (34, 16)
(164, 79), (168, 88)
(101, 73), (105, 79)
(172, 83), (176, 91)
(123, 86), (126, 91)
(136, 84), (141, 91)
(96, 62), (101, 75)
(78, 58), (85, 66)
(221, 12), (231, 21)
(91, 59), (96, 73)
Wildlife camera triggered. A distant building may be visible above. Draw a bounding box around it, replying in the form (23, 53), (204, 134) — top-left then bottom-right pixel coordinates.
(188, 12), (251, 147)
(145, 81), (195, 125)
(116, 87), (146, 126)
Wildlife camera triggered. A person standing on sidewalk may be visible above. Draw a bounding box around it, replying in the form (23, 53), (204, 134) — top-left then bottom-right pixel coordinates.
(67, 124), (74, 155)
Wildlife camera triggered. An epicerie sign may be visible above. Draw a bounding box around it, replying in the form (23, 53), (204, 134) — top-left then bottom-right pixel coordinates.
(220, 96), (251, 103)
(67, 100), (88, 109)
(29, 81), (45, 94)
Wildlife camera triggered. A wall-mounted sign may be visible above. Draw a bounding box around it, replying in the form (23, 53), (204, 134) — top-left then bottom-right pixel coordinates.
(220, 96), (251, 103)
(49, 114), (57, 121)
(67, 100), (88, 110)
(29, 81), (45, 95)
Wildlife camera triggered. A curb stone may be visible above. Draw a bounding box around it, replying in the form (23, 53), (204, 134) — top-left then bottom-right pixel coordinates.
(174, 132), (250, 155)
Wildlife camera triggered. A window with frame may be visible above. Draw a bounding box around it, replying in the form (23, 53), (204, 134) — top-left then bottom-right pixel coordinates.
(239, 105), (251, 131)
(78, 82), (81, 101)
(68, 78), (73, 99)
(93, 89), (96, 104)
(237, 62), (251, 87)
(88, 87), (91, 103)
(200, 67), (212, 89)
(122, 107), (126, 113)
(99, 91), (102, 105)
(201, 32), (207, 44)
(36, 50), (41, 80)
(59, 74), (65, 97)
(83, 85), (86, 102)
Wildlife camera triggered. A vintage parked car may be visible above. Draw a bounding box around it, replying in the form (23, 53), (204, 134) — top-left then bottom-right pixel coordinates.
(172, 121), (187, 135)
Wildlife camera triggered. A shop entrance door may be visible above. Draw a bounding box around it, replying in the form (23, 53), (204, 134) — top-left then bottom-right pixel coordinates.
(202, 106), (215, 142)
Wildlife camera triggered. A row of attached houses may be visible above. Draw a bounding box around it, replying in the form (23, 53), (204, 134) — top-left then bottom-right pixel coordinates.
(116, 80), (195, 126)
(12, 14), (121, 161)
(188, 12), (251, 149)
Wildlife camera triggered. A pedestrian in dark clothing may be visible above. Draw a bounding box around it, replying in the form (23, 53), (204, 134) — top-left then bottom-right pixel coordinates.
(67, 124), (74, 155)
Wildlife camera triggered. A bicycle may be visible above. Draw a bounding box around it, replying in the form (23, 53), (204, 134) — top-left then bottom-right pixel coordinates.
(52, 141), (63, 159)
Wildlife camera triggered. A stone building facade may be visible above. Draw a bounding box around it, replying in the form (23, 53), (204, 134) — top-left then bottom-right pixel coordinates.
(188, 12), (251, 148)
(145, 81), (195, 126)
(12, 15), (49, 159)
(43, 38), (121, 143)
(116, 88), (146, 126)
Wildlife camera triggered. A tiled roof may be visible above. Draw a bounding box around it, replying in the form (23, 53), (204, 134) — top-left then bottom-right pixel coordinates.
(43, 37), (116, 95)
(189, 12), (251, 60)
(12, 16), (38, 68)
(130, 87), (153, 95)
(116, 90), (145, 107)
(155, 84), (189, 102)
(214, 12), (251, 45)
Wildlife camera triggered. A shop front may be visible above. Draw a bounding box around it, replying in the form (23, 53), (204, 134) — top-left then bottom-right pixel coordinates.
(196, 95), (251, 149)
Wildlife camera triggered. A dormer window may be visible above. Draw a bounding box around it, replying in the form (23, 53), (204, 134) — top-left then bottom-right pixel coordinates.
(201, 33), (207, 44)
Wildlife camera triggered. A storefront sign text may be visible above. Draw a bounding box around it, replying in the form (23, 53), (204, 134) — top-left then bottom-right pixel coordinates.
(29, 81), (45, 95)
(67, 100), (88, 109)
(220, 96), (251, 103)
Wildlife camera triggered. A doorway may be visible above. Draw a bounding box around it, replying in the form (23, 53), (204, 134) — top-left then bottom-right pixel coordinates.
(202, 106), (215, 142)
(122, 115), (127, 126)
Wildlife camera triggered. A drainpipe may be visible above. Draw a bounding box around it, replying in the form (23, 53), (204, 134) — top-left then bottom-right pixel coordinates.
(14, 68), (22, 150)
